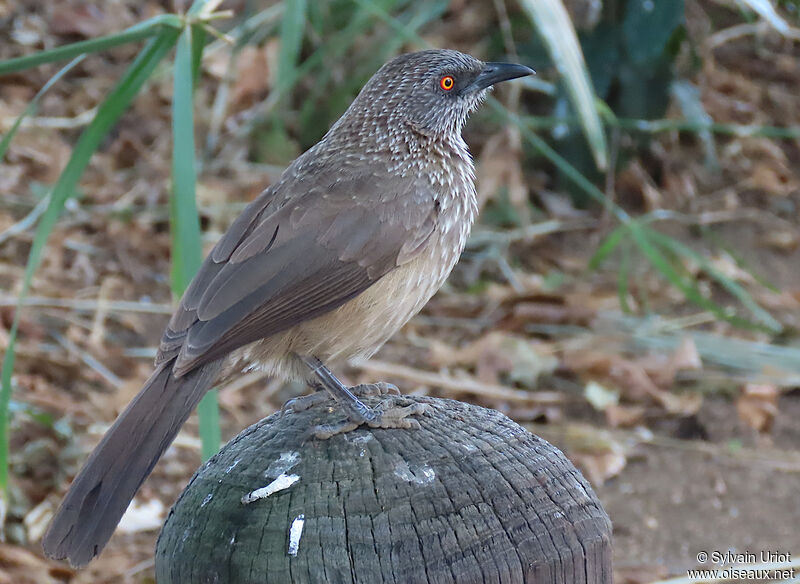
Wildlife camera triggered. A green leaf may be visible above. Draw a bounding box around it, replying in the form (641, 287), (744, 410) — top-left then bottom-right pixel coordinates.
(648, 231), (781, 332)
(292, 0), (444, 144)
(170, 27), (219, 460)
(197, 389), (220, 461)
(0, 30), (179, 501)
(627, 225), (757, 329)
(353, 0), (446, 48)
(9, 400), (54, 428)
(277, 0), (307, 93)
(170, 29), (203, 295)
(0, 14), (181, 75)
(623, 0), (684, 65)
(0, 56), (85, 162)
(627, 225), (706, 308)
(589, 224), (630, 269)
(510, 110), (629, 222)
(507, 107), (779, 331)
(519, 0), (608, 170)
(187, 0), (225, 18)
(618, 240), (633, 313)
(190, 25), (208, 89)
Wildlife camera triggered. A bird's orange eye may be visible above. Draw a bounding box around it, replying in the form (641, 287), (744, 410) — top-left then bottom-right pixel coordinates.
(440, 75), (455, 91)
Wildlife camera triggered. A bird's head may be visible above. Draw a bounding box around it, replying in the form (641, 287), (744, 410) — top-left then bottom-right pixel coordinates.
(333, 49), (534, 143)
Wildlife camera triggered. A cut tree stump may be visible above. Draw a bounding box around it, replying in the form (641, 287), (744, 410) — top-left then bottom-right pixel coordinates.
(156, 395), (612, 583)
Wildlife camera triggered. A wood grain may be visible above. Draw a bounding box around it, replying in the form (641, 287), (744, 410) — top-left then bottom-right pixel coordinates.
(156, 396), (612, 583)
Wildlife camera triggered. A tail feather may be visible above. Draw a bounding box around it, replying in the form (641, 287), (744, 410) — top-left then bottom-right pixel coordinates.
(42, 358), (222, 567)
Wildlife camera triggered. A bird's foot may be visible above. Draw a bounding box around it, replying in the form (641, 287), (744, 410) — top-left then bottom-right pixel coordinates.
(311, 397), (430, 440)
(293, 356), (426, 439)
(281, 381), (399, 415)
(367, 400), (429, 430)
(350, 381), (400, 398)
(281, 390), (331, 415)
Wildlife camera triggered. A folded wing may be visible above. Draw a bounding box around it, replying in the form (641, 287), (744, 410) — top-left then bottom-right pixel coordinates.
(157, 164), (439, 377)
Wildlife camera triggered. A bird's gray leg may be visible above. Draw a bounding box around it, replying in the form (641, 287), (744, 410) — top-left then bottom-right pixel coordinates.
(282, 380), (400, 414)
(291, 356), (428, 439)
(351, 381), (401, 397)
(280, 384), (331, 414)
(295, 356), (379, 424)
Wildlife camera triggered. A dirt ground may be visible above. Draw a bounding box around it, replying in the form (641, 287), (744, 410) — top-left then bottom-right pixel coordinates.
(545, 395), (800, 582)
(2, 1), (800, 583)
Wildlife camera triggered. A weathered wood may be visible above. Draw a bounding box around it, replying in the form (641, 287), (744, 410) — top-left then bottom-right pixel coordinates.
(156, 395), (612, 583)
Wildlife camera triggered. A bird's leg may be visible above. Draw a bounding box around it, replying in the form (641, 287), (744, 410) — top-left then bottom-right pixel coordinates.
(292, 356), (379, 423)
(350, 381), (401, 397)
(290, 356), (428, 439)
(280, 385), (331, 414)
(283, 380), (401, 415)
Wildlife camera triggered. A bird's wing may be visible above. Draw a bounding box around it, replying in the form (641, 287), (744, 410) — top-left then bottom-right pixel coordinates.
(157, 164), (439, 376)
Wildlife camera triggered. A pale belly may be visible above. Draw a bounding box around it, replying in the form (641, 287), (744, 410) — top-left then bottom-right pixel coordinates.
(232, 233), (463, 382)
(229, 140), (477, 383)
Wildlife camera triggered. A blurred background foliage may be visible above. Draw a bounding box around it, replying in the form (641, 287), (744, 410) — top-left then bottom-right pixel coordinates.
(2, 0), (800, 581)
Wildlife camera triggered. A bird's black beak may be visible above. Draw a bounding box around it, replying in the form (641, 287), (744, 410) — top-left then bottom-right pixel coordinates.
(467, 62), (535, 93)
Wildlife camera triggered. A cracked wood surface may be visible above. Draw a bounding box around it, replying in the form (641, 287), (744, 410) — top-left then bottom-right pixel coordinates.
(155, 396), (612, 583)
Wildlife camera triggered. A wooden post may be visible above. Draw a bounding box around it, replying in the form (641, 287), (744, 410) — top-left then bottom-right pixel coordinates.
(156, 395), (612, 583)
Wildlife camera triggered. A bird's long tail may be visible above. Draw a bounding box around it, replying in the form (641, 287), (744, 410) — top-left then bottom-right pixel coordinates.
(42, 357), (222, 567)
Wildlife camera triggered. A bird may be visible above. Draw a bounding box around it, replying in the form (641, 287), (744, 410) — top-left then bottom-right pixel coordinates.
(42, 49), (534, 567)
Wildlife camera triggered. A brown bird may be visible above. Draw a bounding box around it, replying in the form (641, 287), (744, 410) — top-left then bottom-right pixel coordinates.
(42, 49), (533, 567)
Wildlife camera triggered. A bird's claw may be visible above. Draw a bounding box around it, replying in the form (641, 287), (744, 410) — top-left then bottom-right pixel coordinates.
(282, 381), (399, 416)
(281, 391), (332, 415)
(350, 381), (400, 397)
(310, 398), (430, 440)
(367, 401), (430, 430)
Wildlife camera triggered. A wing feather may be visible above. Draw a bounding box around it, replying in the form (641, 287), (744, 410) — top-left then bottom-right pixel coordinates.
(158, 165), (439, 377)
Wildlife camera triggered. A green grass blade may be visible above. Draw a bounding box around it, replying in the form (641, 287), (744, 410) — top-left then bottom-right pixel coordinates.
(513, 110), (783, 330)
(0, 30), (179, 507)
(188, 0), (225, 17)
(191, 22), (219, 459)
(0, 14), (182, 75)
(626, 224), (756, 329)
(0, 56), (85, 161)
(352, 0), (447, 47)
(170, 27), (219, 459)
(648, 231), (781, 332)
(511, 110), (628, 221)
(190, 25), (207, 89)
(238, 2), (400, 131)
(627, 225), (708, 309)
(291, 0), (441, 118)
(277, 0), (307, 93)
(0, 54), (83, 523)
(522, 112), (800, 140)
(701, 227), (779, 292)
(170, 30), (203, 293)
(618, 240), (632, 313)
(518, 0), (608, 170)
(588, 224), (630, 269)
(196, 389), (220, 461)
(509, 110), (765, 327)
